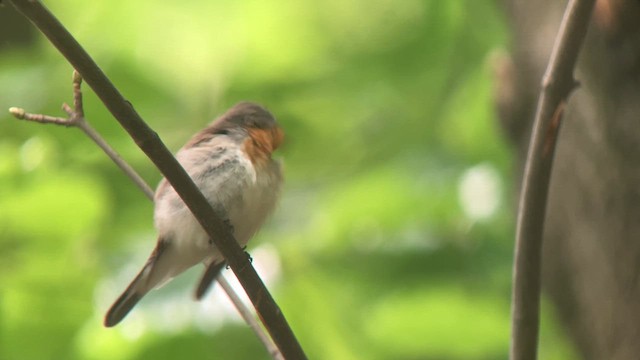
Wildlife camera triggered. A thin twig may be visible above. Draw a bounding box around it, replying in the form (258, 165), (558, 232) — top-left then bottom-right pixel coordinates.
(9, 70), (284, 360)
(76, 119), (155, 199)
(10, 74), (154, 200)
(9, 107), (74, 126)
(218, 276), (285, 360)
(7, 1), (306, 358)
(510, 1), (596, 359)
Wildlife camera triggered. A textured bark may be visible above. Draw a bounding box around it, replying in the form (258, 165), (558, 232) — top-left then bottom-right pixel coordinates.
(498, 1), (640, 359)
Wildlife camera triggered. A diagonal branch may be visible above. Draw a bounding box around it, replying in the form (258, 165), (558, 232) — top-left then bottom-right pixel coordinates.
(8, 71), (283, 360)
(7, 1), (307, 358)
(510, 0), (596, 359)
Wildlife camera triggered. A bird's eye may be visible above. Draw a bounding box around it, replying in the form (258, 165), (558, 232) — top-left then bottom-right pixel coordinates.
(244, 115), (261, 128)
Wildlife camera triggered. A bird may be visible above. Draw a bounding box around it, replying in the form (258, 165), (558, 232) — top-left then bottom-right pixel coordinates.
(104, 102), (284, 327)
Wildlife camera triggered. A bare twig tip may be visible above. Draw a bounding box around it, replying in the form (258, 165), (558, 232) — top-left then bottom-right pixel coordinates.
(9, 107), (26, 119)
(62, 103), (73, 115)
(72, 70), (83, 84)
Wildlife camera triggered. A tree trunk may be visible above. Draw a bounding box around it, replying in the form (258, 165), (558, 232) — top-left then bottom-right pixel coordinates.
(498, 1), (640, 359)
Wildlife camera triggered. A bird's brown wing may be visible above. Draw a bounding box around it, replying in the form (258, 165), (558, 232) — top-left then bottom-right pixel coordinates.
(194, 260), (227, 300)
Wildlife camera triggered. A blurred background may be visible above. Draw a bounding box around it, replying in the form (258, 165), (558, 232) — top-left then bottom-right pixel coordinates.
(0, 1), (579, 359)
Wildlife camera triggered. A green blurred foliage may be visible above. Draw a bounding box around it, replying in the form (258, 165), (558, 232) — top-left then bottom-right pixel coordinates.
(0, 0), (578, 359)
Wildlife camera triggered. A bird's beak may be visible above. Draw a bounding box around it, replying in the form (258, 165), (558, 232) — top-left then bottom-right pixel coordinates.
(272, 126), (284, 151)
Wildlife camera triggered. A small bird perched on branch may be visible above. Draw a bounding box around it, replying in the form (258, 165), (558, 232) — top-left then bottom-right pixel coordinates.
(104, 102), (284, 327)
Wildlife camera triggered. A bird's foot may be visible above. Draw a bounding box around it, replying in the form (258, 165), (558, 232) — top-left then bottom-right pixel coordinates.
(223, 218), (234, 234)
(223, 247), (252, 269)
(209, 219), (234, 246)
(242, 245), (253, 263)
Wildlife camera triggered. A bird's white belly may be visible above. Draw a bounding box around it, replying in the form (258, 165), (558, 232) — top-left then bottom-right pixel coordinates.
(153, 159), (281, 266)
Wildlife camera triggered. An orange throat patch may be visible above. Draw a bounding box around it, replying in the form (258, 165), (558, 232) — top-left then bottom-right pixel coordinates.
(243, 127), (284, 165)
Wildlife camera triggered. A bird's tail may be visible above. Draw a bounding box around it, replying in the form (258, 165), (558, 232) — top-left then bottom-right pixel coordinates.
(103, 270), (149, 327)
(104, 239), (170, 327)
